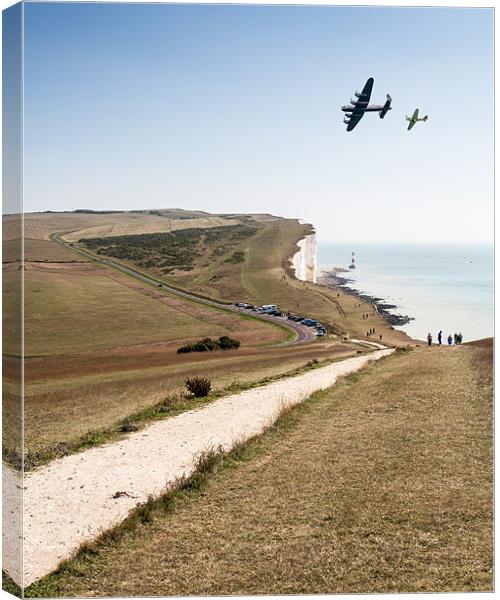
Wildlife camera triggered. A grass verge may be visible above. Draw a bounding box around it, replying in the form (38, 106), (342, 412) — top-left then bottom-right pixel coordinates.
(16, 354), (358, 471)
(23, 382), (328, 599)
(25, 343), (492, 596)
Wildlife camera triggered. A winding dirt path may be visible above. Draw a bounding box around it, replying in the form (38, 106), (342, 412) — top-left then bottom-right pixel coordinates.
(3, 348), (392, 587)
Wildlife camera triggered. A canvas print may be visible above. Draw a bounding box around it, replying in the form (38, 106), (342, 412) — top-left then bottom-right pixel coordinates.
(2, 1), (493, 596)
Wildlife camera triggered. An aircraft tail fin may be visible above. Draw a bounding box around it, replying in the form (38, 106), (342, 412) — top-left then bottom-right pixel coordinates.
(379, 94), (392, 119)
(423, 115), (428, 122)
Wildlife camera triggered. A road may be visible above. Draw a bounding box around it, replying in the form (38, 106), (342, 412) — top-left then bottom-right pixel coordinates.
(53, 234), (316, 346)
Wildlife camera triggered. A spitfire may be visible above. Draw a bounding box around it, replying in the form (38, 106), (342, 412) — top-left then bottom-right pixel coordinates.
(406, 108), (428, 131)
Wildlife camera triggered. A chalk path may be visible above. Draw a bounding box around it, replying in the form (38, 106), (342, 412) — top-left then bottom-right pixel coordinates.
(3, 348), (393, 587)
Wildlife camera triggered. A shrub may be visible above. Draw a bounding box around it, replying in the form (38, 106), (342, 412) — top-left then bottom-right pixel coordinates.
(185, 376), (212, 397)
(177, 336), (240, 354)
(177, 345), (193, 354)
(217, 336), (240, 350)
(197, 338), (219, 351)
(225, 251), (245, 264)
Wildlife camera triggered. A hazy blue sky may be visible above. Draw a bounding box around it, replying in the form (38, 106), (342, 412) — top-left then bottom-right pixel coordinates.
(20, 2), (493, 241)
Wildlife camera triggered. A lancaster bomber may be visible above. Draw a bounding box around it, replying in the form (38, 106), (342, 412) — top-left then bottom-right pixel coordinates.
(341, 77), (392, 132)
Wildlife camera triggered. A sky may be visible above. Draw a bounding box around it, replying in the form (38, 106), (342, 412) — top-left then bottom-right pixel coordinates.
(13, 2), (494, 241)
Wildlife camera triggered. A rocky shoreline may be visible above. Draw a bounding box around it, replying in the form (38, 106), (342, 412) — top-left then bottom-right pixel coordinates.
(323, 273), (415, 327)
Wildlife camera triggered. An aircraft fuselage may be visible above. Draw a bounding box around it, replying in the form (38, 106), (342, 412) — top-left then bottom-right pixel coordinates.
(341, 104), (390, 113)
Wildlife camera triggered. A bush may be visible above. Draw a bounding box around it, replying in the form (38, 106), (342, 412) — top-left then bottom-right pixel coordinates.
(177, 336), (240, 354)
(225, 251), (245, 264)
(217, 336), (240, 350)
(185, 376), (212, 397)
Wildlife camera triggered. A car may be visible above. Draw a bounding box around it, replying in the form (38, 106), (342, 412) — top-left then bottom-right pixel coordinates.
(315, 329), (326, 337)
(302, 319), (319, 327)
(235, 303), (250, 308)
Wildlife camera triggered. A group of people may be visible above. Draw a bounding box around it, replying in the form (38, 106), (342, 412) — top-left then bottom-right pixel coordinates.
(366, 327), (383, 341)
(427, 330), (463, 346)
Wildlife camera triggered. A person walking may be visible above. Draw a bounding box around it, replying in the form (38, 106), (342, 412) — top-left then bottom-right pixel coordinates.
(438, 330), (442, 345)
(447, 334), (453, 345)
(427, 332), (432, 346)
(457, 332), (463, 344)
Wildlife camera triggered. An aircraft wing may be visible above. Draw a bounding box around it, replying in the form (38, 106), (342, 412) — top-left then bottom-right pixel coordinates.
(412, 108), (419, 120)
(355, 77), (374, 109)
(346, 110), (365, 131)
(407, 119), (416, 131)
(344, 77), (373, 131)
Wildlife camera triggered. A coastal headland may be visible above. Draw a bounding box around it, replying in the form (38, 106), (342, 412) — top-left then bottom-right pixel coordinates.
(2, 209), (492, 594)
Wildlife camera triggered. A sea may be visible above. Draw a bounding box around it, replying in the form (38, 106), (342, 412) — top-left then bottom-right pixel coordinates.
(318, 242), (494, 342)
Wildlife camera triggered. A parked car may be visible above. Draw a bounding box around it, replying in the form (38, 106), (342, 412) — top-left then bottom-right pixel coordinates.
(235, 302), (250, 308)
(302, 319), (320, 327)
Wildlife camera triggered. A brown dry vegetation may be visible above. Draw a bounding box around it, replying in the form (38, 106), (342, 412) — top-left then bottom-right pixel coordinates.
(2, 210), (240, 242)
(23, 262), (285, 356)
(28, 341), (492, 596)
(104, 216), (410, 346)
(5, 210), (410, 462)
(23, 343), (356, 453)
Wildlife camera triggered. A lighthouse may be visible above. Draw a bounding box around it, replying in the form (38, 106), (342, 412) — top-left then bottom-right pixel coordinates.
(349, 251), (356, 269)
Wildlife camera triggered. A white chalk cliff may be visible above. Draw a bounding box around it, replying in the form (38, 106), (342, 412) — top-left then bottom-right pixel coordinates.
(291, 233), (317, 283)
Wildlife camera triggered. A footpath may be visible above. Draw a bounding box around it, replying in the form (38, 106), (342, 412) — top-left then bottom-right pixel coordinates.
(3, 347), (393, 587)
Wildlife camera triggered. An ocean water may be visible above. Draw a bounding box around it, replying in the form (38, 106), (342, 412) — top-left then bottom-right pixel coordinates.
(318, 242), (494, 342)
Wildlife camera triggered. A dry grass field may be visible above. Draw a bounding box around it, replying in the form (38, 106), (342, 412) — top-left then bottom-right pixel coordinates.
(4, 209), (410, 467)
(23, 343), (356, 455)
(2, 210), (240, 242)
(74, 213), (410, 346)
(29, 341), (492, 596)
(24, 262), (284, 356)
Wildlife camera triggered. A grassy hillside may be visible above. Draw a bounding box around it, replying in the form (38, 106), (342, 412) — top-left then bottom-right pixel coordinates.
(75, 213), (410, 345)
(23, 343), (356, 461)
(28, 341), (492, 596)
(6, 209), (410, 465)
(3, 210), (241, 242)
(24, 262), (282, 356)
(79, 223), (257, 275)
